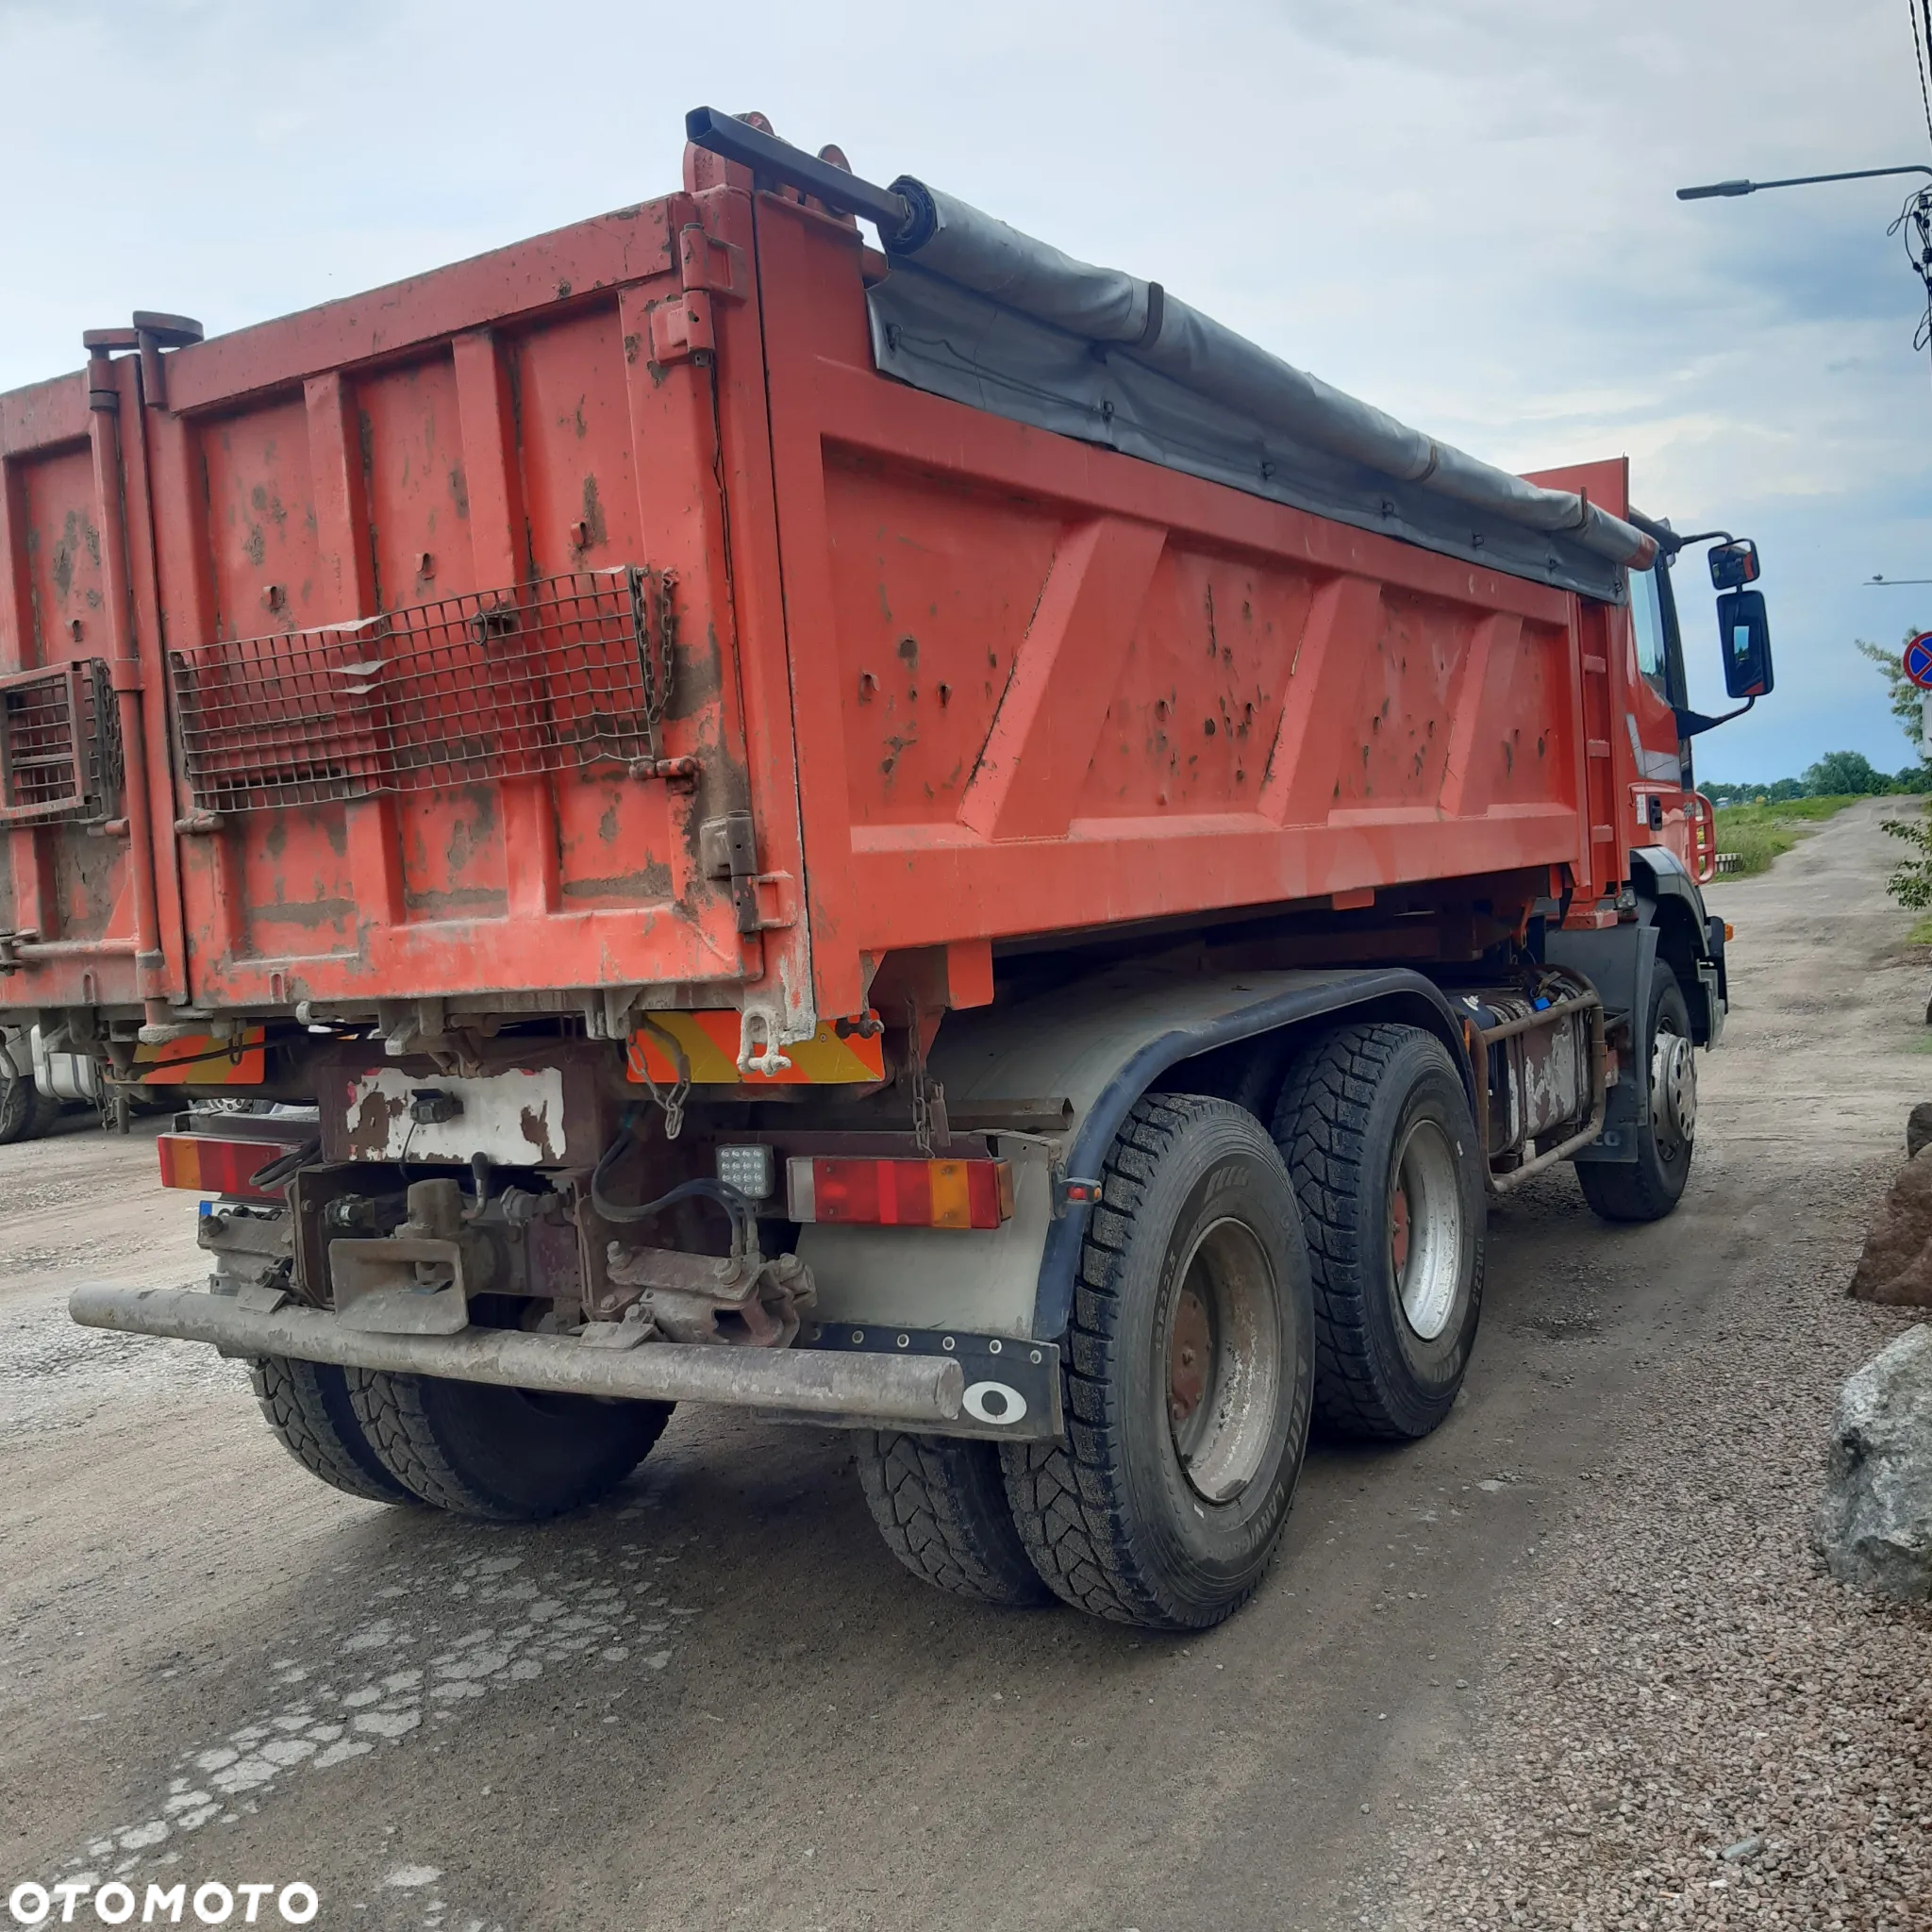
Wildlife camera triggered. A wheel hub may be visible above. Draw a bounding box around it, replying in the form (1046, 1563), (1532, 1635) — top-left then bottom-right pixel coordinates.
(1389, 1117), (1463, 1342)
(1651, 1026), (1696, 1149)
(1162, 1218), (1282, 1504)
(1168, 1285), (1211, 1429)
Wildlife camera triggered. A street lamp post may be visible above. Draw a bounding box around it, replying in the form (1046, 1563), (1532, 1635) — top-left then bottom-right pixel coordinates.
(1678, 163), (1932, 391)
(1676, 163), (1932, 199)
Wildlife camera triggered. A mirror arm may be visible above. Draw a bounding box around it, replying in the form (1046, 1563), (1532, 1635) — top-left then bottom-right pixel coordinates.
(1674, 696), (1756, 740)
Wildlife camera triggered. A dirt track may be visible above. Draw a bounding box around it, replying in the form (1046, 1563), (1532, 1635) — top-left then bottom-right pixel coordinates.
(1, 800), (1926, 1931)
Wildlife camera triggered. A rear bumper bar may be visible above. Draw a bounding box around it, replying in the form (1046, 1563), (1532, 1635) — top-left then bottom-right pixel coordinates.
(68, 1283), (964, 1425)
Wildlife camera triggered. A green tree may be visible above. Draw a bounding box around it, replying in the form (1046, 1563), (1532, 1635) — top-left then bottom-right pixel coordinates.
(1857, 625), (1931, 758)
(1802, 749), (1890, 796)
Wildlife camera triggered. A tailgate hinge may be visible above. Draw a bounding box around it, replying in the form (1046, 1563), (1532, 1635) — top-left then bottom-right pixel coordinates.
(649, 225), (749, 366)
(700, 813), (796, 934)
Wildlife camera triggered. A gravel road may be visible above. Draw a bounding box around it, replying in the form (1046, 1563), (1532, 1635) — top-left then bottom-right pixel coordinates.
(1, 799), (1926, 1931)
(1375, 799), (1932, 1931)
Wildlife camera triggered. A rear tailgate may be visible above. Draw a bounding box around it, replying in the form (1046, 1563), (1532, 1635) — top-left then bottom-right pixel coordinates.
(0, 178), (811, 1042)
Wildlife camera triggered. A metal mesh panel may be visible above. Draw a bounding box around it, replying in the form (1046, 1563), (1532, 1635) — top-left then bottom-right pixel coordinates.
(0, 660), (122, 825)
(168, 568), (675, 814)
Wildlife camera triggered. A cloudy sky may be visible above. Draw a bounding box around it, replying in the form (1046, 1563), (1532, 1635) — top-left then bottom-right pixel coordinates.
(3, 0), (1927, 782)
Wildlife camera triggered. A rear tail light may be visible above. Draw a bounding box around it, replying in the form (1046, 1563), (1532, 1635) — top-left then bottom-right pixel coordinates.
(157, 1134), (288, 1201)
(786, 1157), (1014, 1230)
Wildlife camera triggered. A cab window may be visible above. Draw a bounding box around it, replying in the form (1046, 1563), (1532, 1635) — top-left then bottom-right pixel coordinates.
(1629, 563), (1668, 700)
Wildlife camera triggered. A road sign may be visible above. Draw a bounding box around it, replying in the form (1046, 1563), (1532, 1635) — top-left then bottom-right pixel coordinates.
(1906, 631), (1932, 691)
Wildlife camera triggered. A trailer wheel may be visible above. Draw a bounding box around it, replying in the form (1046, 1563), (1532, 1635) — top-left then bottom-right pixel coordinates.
(1001, 1095), (1313, 1631)
(345, 1370), (672, 1521)
(858, 1432), (1054, 1607)
(250, 1356), (420, 1506)
(1272, 1023), (1485, 1441)
(0, 1063), (58, 1144)
(1577, 961), (1695, 1224)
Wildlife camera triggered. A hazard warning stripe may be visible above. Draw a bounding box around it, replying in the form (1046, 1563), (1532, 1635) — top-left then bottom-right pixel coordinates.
(131, 1028), (267, 1086)
(625, 1012), (885, 1087)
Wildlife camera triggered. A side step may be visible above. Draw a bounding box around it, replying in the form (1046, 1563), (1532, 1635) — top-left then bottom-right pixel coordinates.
(69, 1284), (964, 1425)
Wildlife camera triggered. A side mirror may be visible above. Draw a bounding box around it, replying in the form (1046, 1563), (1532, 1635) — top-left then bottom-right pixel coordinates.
(1717, 588), (1774, 698)
(1708, 539), (1760, 591)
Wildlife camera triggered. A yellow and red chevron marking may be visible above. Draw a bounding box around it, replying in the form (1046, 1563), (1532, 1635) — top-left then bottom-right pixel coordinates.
(132, 1028), (266, 1086)
(625, 1012), (884, 1087)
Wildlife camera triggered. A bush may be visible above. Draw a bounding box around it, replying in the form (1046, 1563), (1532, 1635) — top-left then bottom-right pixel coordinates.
(1881, 803), (1932, 910)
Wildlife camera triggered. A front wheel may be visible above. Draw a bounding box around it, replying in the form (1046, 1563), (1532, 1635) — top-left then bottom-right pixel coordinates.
(1577, 961), (1695, 1224)
(1001, 1095), (1314, 1631)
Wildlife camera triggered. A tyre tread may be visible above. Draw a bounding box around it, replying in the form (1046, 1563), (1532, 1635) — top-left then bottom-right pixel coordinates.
(344, 1368), (471, 1510)
(1001, 1093), (1267, 1631)
(345, 1368), (668, 1520)
(858, 1432), (1052, 1606)
(250, 1356), (416, 1505)
(1273, 1022), (1479, 1439)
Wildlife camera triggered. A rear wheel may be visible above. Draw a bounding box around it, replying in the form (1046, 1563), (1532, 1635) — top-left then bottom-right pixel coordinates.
(858, 1432), (1053, 1607)
(250, 1356), (418, 1505)
(1001, 1095), (1314, 1631)
(1577, 961), (1695, 1224)
(1272, 1023), (1485, 1441)
(0, 1063), (58, 1144)
(347, 1371), (672, 1520)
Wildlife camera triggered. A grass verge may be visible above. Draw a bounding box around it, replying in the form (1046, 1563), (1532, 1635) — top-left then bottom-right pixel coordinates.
(1711, 795), (1863, 876)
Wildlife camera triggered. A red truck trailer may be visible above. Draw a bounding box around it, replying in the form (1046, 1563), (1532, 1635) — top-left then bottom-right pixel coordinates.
(5, 111), (1772, 1629)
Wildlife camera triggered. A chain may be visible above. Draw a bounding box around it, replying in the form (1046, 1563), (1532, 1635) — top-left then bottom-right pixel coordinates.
(628, 567), (678, 761)
(633, 1016), (691, 1141)
(906, 999), (932, 1157)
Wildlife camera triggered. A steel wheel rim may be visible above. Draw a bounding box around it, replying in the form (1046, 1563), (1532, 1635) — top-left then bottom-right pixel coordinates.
(1164, 1216), (1282, 1504)
(1391, 1117), (1463, 1342)
(1651, 1024), (1695, 1157)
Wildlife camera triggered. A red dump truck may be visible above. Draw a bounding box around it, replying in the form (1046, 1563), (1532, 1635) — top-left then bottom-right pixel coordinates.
(2, 111), (1773, 1629)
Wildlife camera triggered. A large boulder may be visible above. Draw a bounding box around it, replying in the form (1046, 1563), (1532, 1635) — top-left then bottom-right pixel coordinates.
(1815, 1324), (1932, 1604)
(1848, 1151), (1932, 1307)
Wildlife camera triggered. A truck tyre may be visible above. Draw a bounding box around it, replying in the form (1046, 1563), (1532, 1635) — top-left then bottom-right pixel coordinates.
(250, 1356), (419, 1506)
(1001, 1095), (1314, 1631)
(1577, 960), (1695, 1224)
(1271, 1023), (1485, 1441)
(345, 1370), (672, 1521)
(858, 1432), (1054, 1607)
(0, 1064), (58, 1144)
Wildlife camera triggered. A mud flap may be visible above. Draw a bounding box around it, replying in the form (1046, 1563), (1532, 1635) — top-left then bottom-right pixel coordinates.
(1544, 923), (1657, 1166)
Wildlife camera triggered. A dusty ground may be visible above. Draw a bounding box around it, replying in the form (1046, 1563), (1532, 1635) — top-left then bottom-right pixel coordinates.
(0, 800), (1925, 1931)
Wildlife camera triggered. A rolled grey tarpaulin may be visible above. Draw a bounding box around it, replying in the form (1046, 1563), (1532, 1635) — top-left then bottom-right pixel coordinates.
(871, 179), (1655, 598)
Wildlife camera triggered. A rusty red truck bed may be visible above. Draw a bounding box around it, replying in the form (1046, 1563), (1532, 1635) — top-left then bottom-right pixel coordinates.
(2, 113), (1709, 1064)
